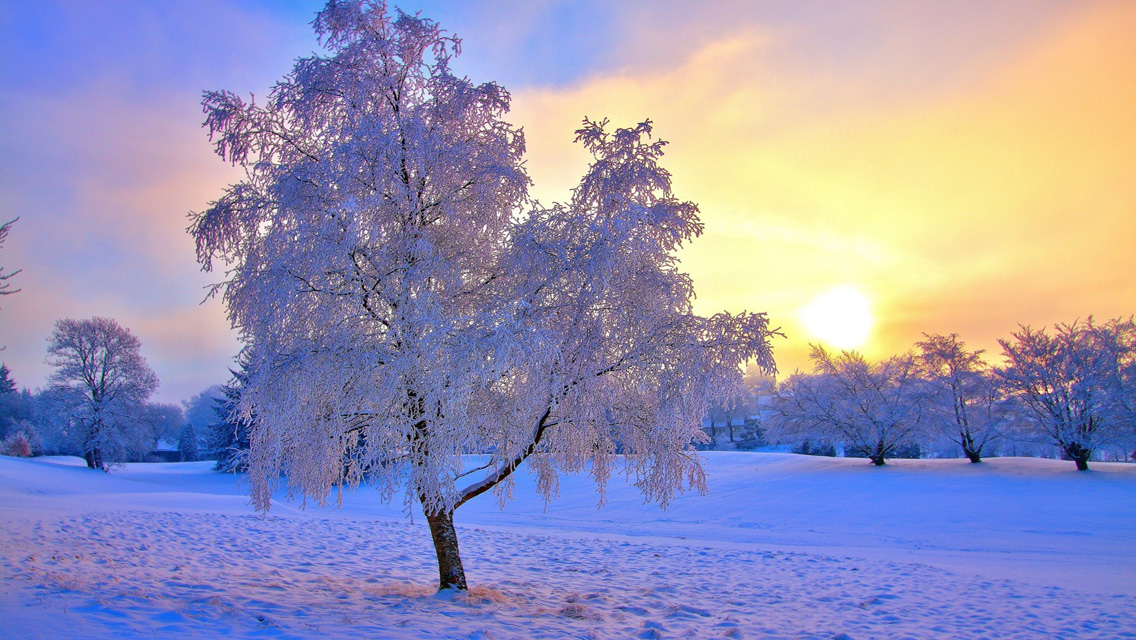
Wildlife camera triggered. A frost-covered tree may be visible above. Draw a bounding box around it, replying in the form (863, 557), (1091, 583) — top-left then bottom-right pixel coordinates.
(0, 219), (20, 350)
(177, 423), (198, 462)
(183, 385), (224, 434)
(190, 0), (776, 591)
(769, 346), (928, 466)
(45, 317), (159, 470)
(0, 366), (35, 438)
(140, 402), (184, 450)
(997, 317), (1135, 470)
(915, 333), (1012, 463)
(206, 366), (251, 472)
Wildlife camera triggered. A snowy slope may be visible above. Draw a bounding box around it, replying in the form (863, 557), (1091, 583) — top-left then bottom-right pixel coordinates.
(1, 453), (1134, 639)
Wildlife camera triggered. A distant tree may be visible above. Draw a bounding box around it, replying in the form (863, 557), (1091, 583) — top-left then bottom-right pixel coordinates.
(768, 346), (929, 466)
(707, 391), (754, 445)
(140, 402), (184, 450)
(997, 317), (1136, 470)
(792, 439), (836, 457)
(915, 333), (1012, 463)
(45, 317), (159, 470)
(190, 1), (776, 591)
(0, 368), (36, 440)
(0, 364), (16, 394)
(177, 423), (199, 462)
(183, 384), (224, 435)
(31, 386), (83, 455)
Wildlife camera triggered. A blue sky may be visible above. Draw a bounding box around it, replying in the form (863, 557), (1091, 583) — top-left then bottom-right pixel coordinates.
(2, 1), (1133, 403)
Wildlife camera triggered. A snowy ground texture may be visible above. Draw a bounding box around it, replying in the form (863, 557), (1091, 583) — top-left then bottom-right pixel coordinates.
(2, 453), (1134, 639)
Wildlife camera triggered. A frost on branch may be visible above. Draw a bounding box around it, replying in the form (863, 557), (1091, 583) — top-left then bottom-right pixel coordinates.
(189, 0), (777, 590)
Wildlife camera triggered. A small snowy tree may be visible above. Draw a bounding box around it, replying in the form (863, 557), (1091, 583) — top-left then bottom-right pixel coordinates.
(997, 317), (1135, 470)
(769, 346), (928, 466)
(915, 333), (1011, 463)
(2, 429), (32, 457)
(190, 1), (776, 591)
(45, 317), (159, 470)
(177, 423), (199, 462)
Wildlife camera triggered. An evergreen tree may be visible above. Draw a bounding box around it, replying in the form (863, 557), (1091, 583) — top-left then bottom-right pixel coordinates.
(177, 423), (198, 462)
(0, 364), (16, 394)
(207, 366), (251, 472)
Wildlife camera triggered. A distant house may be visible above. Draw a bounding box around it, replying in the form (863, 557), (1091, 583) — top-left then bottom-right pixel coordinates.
(149, 438), (181, 462)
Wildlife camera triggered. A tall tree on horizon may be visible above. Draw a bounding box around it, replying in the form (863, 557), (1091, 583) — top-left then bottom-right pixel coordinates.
(45, 317), (158, 470)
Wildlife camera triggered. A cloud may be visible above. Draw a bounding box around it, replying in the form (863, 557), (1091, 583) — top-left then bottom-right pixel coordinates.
(507, 0), (1136, 373)
(0, 0), (316, 402)
(4, 0), (1131, 393)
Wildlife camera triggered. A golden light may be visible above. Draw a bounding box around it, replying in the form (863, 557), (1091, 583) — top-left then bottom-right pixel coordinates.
(800, 286), (873, 350)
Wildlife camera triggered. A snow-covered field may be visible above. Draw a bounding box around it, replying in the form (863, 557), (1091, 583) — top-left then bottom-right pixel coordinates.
(2, 453), (1134, 639)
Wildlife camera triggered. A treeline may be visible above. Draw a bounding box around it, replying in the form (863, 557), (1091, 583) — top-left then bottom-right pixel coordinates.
(0, 316), (247, 471)
(756, 316), (1135, 470)
(0, 364), (182, 464)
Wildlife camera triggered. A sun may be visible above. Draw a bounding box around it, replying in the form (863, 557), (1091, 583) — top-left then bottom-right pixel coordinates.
(800, 286), (873, 350)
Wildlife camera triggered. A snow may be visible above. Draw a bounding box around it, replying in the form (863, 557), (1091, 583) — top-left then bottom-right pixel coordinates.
(2, 453), (1134, 639)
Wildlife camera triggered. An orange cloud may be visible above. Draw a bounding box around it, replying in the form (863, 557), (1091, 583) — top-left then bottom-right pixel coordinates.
(509, 1), (1136, 374)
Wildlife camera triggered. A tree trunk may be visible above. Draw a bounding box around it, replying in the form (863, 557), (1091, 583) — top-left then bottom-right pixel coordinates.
(1063, 443), (1091, 471)
(85, 419), (106, 471)
(84, 447), (104, 471)
(961, 432), (981, 463)
(869, 441), (887, 466)
(425, 508), (467, 591)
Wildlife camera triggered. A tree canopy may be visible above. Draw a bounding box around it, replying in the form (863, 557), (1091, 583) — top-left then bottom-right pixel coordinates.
(191, 0), (777, 590)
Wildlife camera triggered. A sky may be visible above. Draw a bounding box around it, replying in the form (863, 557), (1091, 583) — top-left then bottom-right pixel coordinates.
(1, 0), (1133, 404)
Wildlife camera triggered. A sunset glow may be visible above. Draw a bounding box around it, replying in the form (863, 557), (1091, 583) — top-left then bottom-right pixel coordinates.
(1, 1), (1134, 397)
(800, 286), (873, 350)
